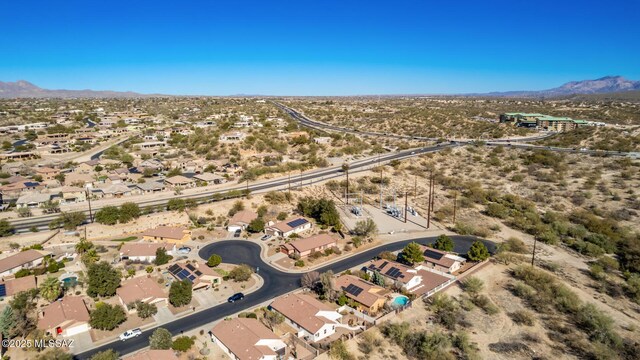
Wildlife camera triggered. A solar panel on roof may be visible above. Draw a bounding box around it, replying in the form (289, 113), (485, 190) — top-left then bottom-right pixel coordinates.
(186, 264), (196, 271)
(345, 284), (364, 297)
(286, 218), (308, 228)
(380, 261), (389, 268)
(187, 275), (196, 282)
(194, 270), (202, 276)
(168, 264), (182, 275)
(424, 250), (444, 260)
(0, 284), (6, 297)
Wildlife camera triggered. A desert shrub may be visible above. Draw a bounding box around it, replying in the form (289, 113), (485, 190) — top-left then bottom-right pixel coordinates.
(509, 310), (534, 326)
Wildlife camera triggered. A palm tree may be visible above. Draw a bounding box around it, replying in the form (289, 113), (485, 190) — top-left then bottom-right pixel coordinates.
(81, 249), (100, 266)
(75, 238), (93, 254)
(39, 277), (62, 302)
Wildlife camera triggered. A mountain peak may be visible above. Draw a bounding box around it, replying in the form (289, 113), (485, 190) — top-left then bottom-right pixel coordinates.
(0, 80), (152, 98)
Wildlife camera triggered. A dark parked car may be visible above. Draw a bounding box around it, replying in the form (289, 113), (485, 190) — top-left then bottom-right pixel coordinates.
(228, 293), (245, 303)
(233, 229), (241, 237)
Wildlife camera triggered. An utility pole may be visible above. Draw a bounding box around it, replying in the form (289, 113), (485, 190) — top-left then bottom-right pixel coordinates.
(379, 166), (384, 209)
(452, 191), (458, 223)
(288, 172), (291, 196)
(414, 175), (417, 202)
(404, 191), (408, 223)
(343, 163), (350, 205)
(427, 171), (433, 229)
(531, 237), (538, 267)
(246, 179), (249, 197)
(430, 173), (436, 216)
(86, 189), (93, 223)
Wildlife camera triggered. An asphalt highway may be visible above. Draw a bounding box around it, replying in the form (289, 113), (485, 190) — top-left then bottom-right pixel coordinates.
(74, 235), (494, 359)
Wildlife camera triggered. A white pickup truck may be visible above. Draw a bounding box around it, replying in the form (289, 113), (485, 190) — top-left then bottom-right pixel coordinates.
(119, 328), (142, 341)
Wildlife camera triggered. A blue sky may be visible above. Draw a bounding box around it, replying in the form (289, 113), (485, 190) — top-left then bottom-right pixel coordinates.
(1, 0), (639, 95)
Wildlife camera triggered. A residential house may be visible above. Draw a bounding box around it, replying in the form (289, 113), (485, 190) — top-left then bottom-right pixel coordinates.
(120, 242), (175, 263)
(16, 192), (52, 208)
(117, 276), (168, 312)
(167, 261), (222, 290)
(142, 226), (192, 244)
(364, 259), (453, 296)
(0, 180), (42, 198)
(94, 183), (132, 198)
(210, 318), (286, 360)
(279, 234), (337, 258)
(0, 249), (48, 277)
(164, 175), (195, 189)
(58, 186), (87, 204)
(266, 218), (312, 238)
(270, 293), (342, 342)
(2, 163), (29, 176)
(334, 275), (388, 315)
(193, 172), (226, 185)
(219, 131), (247, 142)
(227, 210), (258, 232)
(37, 296), (91, 337)
(134, 180), (166, 194)
(64, 172), (94, 188)
(419, 246), (466, 274)
(0, 275), (37, 298)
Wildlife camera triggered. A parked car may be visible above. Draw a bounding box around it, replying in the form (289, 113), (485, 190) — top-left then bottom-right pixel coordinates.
(119, 328), (142, 341)
(177, 247), (191, 254)
(260, 234), (272, 241)
(228, 292), (245, 303)
(233, 229), (241, 238)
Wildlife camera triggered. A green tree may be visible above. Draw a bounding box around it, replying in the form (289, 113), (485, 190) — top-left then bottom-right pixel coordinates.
(257, 205), (268, 217)
(400, 242), (424, 265)
(0, 219), (15, 237)
(154, 247), (172, 266)
(89, 304), (126, 330)
(39, 277), (63, 302)
(75, 238), (94, 254)
(134, 301), (158, 319)
(247, 218), (265, 233)
(87, 261), (121, 297)
(433, 234), (454, 252)
(262, 309), (284, 330)
(81, 248), (100, 266)
(149, 327), (173, 350)
(228, 200), (245, 216)
(207, 254), (222, 267)
(119, 202), (141, 223)
(372, 271), (386, 287)
(461, 276), (484, 297)
(228, 264), (253, 282)
(167, 198), (186, 212)
(169, 279), (192, 307)
(90, 349), (119, 360)
(297, 197), (341, 227)
(167, 167), (183, 177)
(95, 206), (120, 225)
(352, 218), (377, 237)
(54, 211), (87, 230)
(467, 241), (490, 262)
(0, 306), (16, 337)
(171, 336), (195, 352)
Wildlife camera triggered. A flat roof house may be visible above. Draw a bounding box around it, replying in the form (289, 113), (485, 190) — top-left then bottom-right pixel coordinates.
(227, 210), (258, 232)
(211, 318), (287, 360)
(117, 276), (168, 312)
(334, 275), (388, 315)
(164, 175), (195, 189)
(193, 172), (227, 185)
(167, 261), (222, 290)
(142, 226), (192, 245)
(419, 246), (466, 274)
(266, 217), (312, 238)
(0, 249), (47, 277)
(120, 242), (175, 263)
(365, 259), (453, 296)
(270, 293), (342, 342)
(280, 234), (337, 258)
(38, 296), (91, 337)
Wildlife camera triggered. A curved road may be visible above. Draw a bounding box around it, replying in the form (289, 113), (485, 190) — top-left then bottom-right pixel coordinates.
(75, 235), (494, 359)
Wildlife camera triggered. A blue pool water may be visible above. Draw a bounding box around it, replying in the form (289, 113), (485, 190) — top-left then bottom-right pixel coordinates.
(62, 277), (77, 287)
(392, 296), (409, 307)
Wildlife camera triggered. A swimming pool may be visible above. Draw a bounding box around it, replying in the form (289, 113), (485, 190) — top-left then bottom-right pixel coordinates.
(391, 295), (409, 308)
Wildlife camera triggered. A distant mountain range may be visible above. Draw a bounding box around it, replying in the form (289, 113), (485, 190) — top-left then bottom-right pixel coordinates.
(0, 80), (156, 99)
(1, 76), (639, 99)
(481, 76), (640, 98)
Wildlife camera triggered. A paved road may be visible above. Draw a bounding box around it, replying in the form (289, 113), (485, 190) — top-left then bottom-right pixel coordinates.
(10, 143), (456, 232)
(74, 235), (494, 359)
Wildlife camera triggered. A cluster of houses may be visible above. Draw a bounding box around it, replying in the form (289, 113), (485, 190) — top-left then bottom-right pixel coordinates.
(499, 112), (605, 132)
(0, 156), (239, 210)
